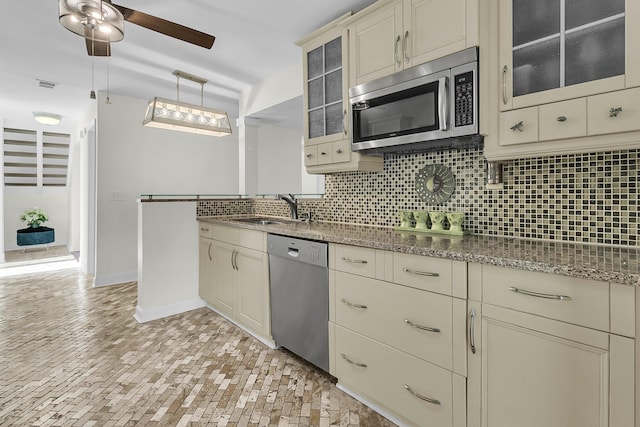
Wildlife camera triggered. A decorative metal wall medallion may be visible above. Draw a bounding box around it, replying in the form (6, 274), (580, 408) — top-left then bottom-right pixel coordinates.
(415, 164), (455, 204)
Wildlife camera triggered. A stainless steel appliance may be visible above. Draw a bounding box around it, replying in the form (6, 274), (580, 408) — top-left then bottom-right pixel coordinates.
(349, 47), (481, 154)
(267, 234), (329, 372)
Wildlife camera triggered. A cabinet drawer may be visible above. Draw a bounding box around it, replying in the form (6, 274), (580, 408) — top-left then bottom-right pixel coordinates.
(198, 221), (213, 239)
(332, 140), (351, 163)
(335, 271), (456, 371)
(317, 142), (334, 165)
(335, 325), (457, 427)
(588, 87), (640, 136)
(539, 98), (587, 141)
(482, 265), (609, 331)
(393, 253), (465, 296)
(237, 228), (265, 252)
(212, 224), (237, 244)
(304, 145), (318, 167)
(333, 244), (377, 278)
(499, 107), (538, 145)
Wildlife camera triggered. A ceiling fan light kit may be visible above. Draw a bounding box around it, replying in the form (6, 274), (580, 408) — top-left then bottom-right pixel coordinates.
(58, 0), (124, 43)
(33, 112), (62, 126)
(143, 70), (232, 137)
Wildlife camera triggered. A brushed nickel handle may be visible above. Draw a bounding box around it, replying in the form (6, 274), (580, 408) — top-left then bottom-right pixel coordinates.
(341, 298), (368, 309)
(320, 151), (327, 156)
(395, 35), (402, 66)
(404, 319), (440, 333)
(502, 65), (508, 105)
(403, 384), (441, 405)
(343, 109), (348, 136)
(556, 116), (567, 122)
(469, 307), (476, 354)
(306, 153), (313, 158)
(402, 267), (439, 277)
(403, 30), (410, 63)
(208, 242), (212, 261)
(336, 148), (343, 154)
(342, 257), (368, 264)
(508, 286), (571, 301)
(231, 250), (239, 270)
(342, 353), (367, 368)
(610, 107), (623, 117)
(510, 121), (524, 132)
(200, 227), (210, 232)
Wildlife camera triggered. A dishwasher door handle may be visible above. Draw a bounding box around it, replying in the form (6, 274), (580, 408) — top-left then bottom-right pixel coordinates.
(287, 247), (300, 257)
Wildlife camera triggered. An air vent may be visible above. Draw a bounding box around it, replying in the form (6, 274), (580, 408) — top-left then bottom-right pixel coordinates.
(37, 79), (57, 89)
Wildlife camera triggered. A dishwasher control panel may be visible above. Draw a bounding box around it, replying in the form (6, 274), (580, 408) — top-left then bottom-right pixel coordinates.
(267, 234), (328, 268)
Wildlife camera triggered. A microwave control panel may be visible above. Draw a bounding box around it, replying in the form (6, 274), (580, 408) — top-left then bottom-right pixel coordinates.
(454, 71), (474, 127)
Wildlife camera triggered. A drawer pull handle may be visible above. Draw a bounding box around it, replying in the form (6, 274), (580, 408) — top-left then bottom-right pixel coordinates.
(336, 148), (343, 154)
(306, 153), (313, 158)
(469, 307), (476, 354)
(208, 242), (212, 261)
(402, 268), (439, 277)
(342, 257), (368, 264)
(342, 353), (367, 368)
(556, 116), (567, 122)
(200, 227), (209, 232)
(403, 384), (441, 405)
(508, 286), (571, 301)
(501, 65), (508, 105)
(510, 121), (524, 132)
(610, 107), (623, 117)
(341, 298), (367, 310)
(404, 319), (440, 333)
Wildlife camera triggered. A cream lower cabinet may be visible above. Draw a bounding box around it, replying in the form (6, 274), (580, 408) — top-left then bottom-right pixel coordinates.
(467, 264), (636, 427)
(204, 224), (271, 341)
(198, 222), (215, 304)
(329, 243), (467, 427)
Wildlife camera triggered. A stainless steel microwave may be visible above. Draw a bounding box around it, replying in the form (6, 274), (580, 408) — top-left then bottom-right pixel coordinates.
(349, 47), (482, 153)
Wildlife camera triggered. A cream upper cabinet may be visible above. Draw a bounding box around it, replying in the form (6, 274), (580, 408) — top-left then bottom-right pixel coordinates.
(483, 0), (640, 160)
(500, 0), (633, 111)
(347, 0), (479, 87)
(297, 13), (383, 174)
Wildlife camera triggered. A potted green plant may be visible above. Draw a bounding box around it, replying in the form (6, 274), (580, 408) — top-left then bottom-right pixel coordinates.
(20, 207), (49, 229)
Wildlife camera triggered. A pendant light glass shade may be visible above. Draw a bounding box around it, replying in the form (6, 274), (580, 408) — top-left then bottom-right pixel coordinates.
(59, 0), (124, 43)
(143, 97), (232, 137)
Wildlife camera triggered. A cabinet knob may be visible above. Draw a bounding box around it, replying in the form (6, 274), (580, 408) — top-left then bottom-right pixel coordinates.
(556, 116), (567, 122)
(336, 148), (343, 154)
(610, 107), (623, 117)
(320, 152), (327, 156)
(306, 153), (313, 158)
(510, 121), (524, 132)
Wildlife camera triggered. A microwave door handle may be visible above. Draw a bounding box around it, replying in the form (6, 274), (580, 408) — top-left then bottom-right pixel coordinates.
(437, 76), (449, 131)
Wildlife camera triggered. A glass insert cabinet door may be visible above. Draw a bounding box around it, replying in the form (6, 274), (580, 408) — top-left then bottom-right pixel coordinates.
(503, 0), (625, 104)
(307, 37), (345, 140)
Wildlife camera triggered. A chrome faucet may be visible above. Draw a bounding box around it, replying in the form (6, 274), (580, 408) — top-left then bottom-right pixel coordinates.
(276, 194), (298, 219)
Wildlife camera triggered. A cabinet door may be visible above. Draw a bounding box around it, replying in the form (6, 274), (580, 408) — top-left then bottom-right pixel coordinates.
(211, 240), (235, 318)
(500, 0), (626, 111)
(349, 1), (402, 86)
(198, 237), (215, 304)
(481, 305), (610, 427)
(404, 0), (467, 67)
(236, 248), (269, 335)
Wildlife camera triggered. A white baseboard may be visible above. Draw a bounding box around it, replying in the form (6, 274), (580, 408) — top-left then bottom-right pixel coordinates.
(134, 298), (205, 323)
(93, 271), (137, 287)
(336, 383), (408, 427)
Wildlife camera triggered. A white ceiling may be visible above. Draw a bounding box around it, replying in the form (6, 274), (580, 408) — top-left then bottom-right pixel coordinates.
(0, 0), (376, 129)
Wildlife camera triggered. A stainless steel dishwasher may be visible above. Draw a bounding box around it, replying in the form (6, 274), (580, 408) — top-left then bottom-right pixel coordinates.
(267, 233), (329, 372)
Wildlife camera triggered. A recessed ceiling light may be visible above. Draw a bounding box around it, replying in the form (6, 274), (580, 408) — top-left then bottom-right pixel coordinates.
(33, 112), (62, 126)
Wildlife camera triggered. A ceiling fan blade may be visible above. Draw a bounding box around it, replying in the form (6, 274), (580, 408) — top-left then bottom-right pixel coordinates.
(111, 4), (215, 49)
(85, 38), (112, 56)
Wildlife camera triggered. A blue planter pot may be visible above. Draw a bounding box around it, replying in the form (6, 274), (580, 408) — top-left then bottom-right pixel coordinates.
(17, 227), (55, 246)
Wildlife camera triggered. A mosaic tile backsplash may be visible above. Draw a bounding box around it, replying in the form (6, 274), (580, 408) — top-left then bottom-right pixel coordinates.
(198, 148), (638, 247)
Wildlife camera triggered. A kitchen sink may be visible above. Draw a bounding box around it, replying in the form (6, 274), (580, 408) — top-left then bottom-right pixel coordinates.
(234, 217), (290, 225)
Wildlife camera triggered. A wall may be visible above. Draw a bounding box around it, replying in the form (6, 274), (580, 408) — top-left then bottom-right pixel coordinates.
(240, 64), (303, 118)
(94, 92), (239, 286)
(257, 124), (303, 194)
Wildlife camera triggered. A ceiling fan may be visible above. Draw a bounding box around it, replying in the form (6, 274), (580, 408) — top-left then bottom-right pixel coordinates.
(58, 0), (215, 57)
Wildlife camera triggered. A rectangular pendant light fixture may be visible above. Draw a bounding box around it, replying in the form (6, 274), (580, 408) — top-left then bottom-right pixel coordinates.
(143, 70), (232, 137)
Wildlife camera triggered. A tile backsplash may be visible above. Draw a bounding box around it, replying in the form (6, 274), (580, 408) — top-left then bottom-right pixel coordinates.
(198, 147), (637, 247)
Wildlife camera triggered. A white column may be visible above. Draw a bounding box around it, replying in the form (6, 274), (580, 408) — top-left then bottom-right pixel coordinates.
(237, 117), (261, 195)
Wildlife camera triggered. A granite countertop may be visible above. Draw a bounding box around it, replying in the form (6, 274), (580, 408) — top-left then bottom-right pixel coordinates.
(198, 215), (640, 286)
